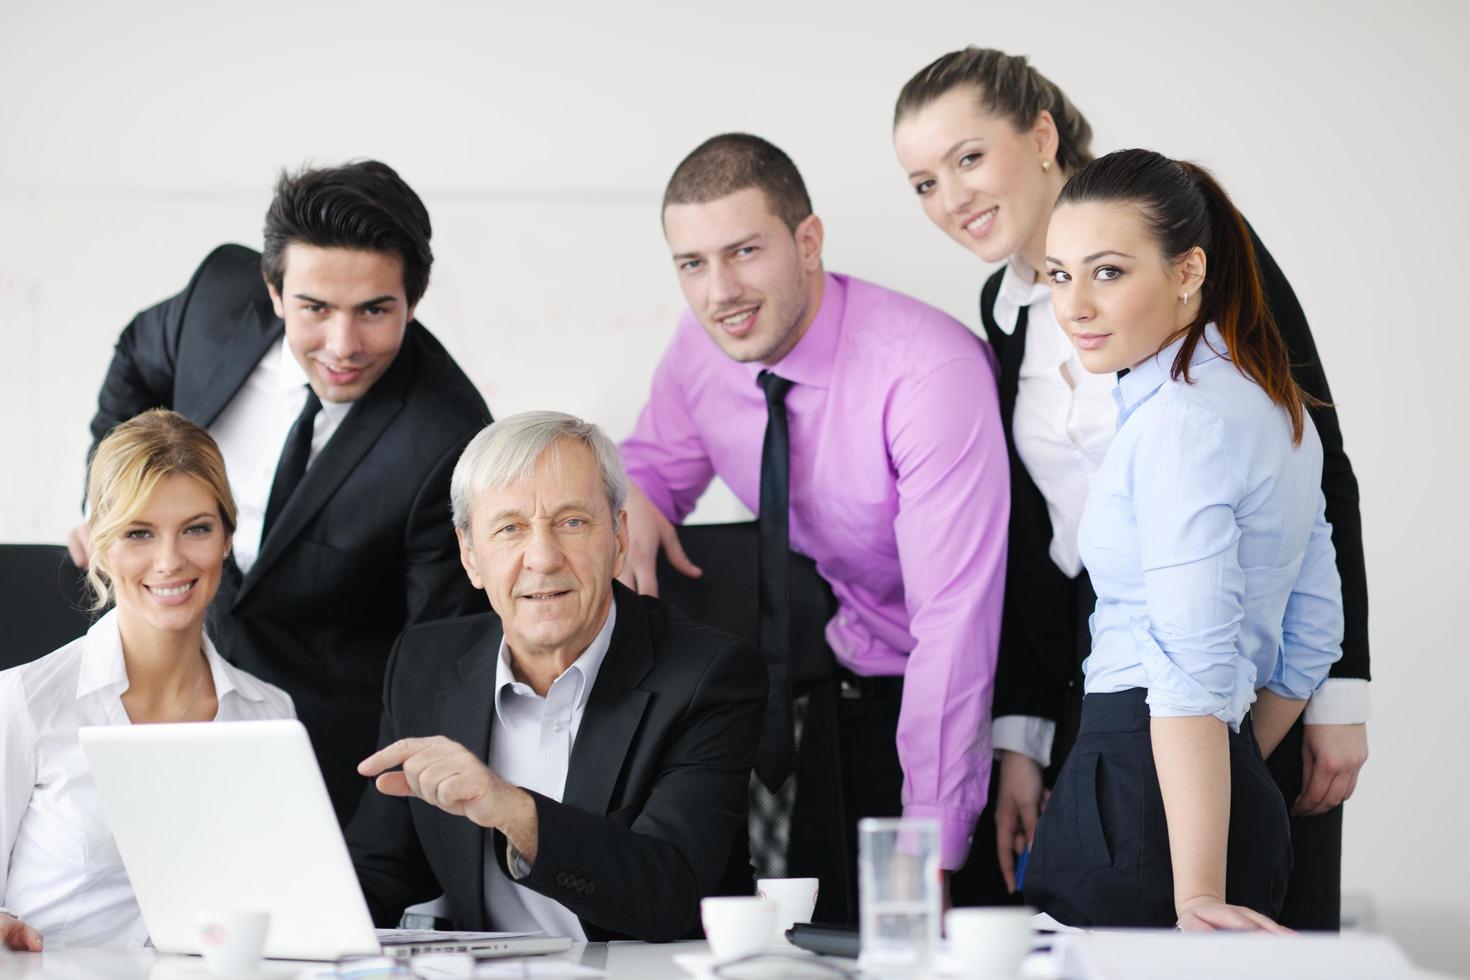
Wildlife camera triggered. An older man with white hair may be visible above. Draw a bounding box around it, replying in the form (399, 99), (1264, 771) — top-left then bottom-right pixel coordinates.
(345, 411), (766, 943)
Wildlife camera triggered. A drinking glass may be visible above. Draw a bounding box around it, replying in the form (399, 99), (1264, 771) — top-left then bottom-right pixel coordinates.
(858, 817), (942, 975)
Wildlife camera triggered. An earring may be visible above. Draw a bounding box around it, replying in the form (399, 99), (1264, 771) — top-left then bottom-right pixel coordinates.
(1041, 160), (1052, 172)
(1181, 292), (1190, 304)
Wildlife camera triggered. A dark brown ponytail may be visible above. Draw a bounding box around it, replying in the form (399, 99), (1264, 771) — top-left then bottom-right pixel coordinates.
(894, 47), (1095, 174)
(1057, 149), (1310, 444)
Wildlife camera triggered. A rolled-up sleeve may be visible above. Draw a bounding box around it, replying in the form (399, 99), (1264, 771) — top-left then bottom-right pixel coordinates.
(1131, 403), (1256, 727)
(620, 323), (716, 523)
(1268, 490), (1344, 701)
(888, 357), (1009, 870)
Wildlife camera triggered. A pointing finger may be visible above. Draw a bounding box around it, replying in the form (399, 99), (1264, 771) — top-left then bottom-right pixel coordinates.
(359, 737), (434, 777)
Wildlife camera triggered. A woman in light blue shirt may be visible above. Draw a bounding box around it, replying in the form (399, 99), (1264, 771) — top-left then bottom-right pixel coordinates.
(1023, 149), (1344, 930)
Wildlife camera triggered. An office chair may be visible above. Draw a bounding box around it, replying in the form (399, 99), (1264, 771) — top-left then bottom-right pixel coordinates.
(0, 544), (94, 670)
(656, 522), (845, 904)
(654, 521), (835, 686)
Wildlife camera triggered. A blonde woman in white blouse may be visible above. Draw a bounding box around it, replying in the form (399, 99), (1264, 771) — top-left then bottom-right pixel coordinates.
(0, 409), (293, 950)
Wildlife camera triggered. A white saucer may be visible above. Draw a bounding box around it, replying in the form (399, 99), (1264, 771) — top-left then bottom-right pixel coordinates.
(672, 946), (818, 978)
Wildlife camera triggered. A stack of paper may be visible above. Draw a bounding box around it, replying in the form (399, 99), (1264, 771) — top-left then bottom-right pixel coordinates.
(1056, 930), (1426, 980)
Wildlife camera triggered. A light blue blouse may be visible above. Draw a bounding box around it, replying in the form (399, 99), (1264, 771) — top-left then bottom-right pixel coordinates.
(1078, 323), (1344, 729)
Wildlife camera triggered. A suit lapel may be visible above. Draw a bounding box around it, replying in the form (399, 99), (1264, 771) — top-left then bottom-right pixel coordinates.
(435, 622), (502, 928)
(562, 585), (653, 816)
(406, 587), (652, 924)
(236, 332), (418, 601)
(180, 300), (283, 427)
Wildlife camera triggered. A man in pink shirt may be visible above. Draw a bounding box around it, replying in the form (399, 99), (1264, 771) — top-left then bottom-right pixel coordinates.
(619, 134), (1008, 919)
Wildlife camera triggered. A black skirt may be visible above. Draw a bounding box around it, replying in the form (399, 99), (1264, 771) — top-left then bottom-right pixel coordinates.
(1023, 688), (1292, 927)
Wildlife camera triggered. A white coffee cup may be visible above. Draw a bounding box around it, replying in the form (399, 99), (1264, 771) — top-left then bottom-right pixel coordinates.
(700, 896), (776, 963)
(195, 908), (270, 976)
(756, 877), (819, 945)
(944, 907), (1033, 979)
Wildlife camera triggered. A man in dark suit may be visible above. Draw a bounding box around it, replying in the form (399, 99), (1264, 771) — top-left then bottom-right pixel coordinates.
(71, 160), (491, 824)
(347, 412), (765, 942)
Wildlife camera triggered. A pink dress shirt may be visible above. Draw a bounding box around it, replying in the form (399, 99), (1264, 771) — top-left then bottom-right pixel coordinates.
(621, 272), (1008, 868)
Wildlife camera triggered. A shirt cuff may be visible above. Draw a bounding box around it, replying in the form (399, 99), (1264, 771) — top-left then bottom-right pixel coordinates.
(902, 803), (981, 872)
(992, 715), (1055, 768)
(1303, 678), (1372, 725)
(506, 839), (533, 880)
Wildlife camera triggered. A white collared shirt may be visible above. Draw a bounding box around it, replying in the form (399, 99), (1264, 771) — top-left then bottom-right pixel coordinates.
(0, 609), (295, 946)
(207, 338), (353, 573)
(482, 604), (616, 943)
(988, 259), (1368, 766)
(993, 255), (1117, 580)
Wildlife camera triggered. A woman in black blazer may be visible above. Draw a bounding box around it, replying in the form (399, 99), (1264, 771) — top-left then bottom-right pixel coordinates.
(891, 47), (1369, 929)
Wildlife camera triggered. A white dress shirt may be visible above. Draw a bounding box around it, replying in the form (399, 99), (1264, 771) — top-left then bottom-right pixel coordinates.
(482, 604), (616, 942)
(0, 609), (295, 946)
(995, 256), (1118, 580)
(207, 338), (352, 573)
(987, 257), (1368, 767)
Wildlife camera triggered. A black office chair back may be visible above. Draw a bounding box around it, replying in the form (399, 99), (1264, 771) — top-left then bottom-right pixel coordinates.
(0, 544), (95, 670)
(655, 521), (837, 686)
(656, 521), (844, 899)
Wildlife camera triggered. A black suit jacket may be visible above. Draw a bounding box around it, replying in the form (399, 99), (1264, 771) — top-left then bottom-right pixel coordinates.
(87, 244), (492, 821)
(345, 583), (766, 942)
(983, 225), (1370, 731)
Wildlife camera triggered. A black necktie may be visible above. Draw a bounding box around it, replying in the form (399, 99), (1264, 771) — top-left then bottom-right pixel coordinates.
(755, 370), (796, 789)
(262, 386), (322, 541)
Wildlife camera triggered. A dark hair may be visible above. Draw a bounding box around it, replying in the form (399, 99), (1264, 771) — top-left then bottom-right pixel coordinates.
(662, 133), (813, 232)
(1058, 148), (1310, 443)
(894, 47), (1094, 174)
(261, 159), (433, 307)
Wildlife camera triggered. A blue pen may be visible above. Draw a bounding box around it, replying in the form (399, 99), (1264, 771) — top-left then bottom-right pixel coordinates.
(1015, 846), (1029, 891)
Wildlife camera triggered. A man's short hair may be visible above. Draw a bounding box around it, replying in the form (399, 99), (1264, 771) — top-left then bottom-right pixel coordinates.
(262, 159), (434, 307)
(661, 133), (813, 232)
(450, 411), (629, 532)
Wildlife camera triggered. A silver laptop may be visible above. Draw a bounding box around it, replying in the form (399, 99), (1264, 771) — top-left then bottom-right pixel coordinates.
(79, 719), (572, 961)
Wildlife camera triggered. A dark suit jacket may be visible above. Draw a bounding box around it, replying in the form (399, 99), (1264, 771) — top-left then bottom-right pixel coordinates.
(983, 224), (1370, 733)
(87, 244), (492, 822)
(345, 583), (766, 942)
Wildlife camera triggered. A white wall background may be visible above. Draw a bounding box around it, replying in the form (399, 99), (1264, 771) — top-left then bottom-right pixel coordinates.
(2, 0), (1466, 971)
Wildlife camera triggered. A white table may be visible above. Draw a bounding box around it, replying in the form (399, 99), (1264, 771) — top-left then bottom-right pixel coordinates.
(5, 935), (1455, 980)
(0, 941), (851, 980)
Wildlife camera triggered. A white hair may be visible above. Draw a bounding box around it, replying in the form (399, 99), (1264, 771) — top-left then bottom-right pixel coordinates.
(450, 411), (629, 532)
